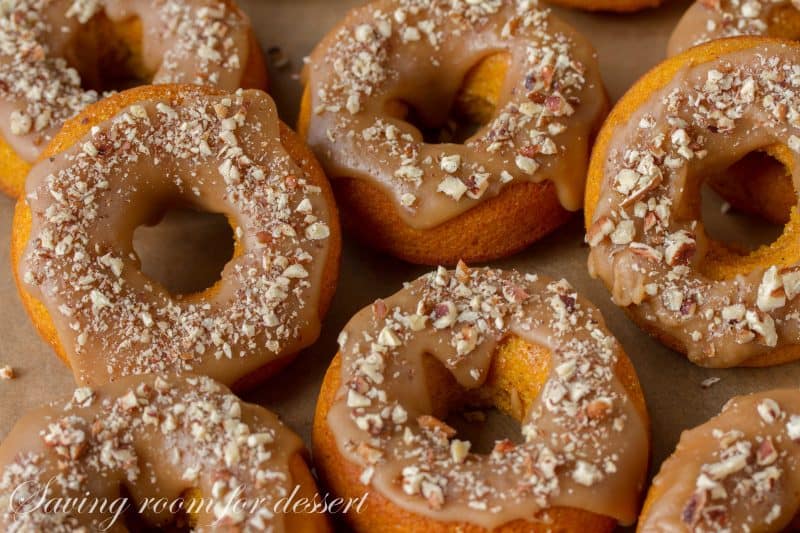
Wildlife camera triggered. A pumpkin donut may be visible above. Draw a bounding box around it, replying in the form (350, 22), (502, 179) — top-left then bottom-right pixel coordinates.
(585, 37), (800, 368)
(0, 373), (331, 531)
(668, 1), (800, 225)
(313, 265), (650, 532)
(12, 84), (341, 390)
(0, 0), (268, 199)
(638, 389), (800, 532)
(298, 0), (608, 265)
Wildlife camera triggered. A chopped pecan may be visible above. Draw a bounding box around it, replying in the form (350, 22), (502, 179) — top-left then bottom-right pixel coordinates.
(417, 415), (456, 438)
(492, 439), (516, 456)
(372, 299), (388, 320)
(356, 442), (384, 464)
(586, 216), (615, 247)
(665, 230), (696, 266)
(559, 294), (576, 313)
(629, 242), (662, 263)
(756, 438), (778, 466)
(680, 295), (698, 317)
(256, 231), (272, 245)
(586, 398), (613, 420)
(682, 491), (706, 526)
(455, 260), (471, 283)
(643, 211), (659, 232)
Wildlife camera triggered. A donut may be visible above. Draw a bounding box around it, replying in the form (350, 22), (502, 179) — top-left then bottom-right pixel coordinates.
(0, 373), (331, 531)
(0, 0), (268, 199)
(298, 0), (608, 265)
(11, 84), (341, 390)
(313, 265), (650, 531)
(638, 389), (800, 532)
(585, 37), (800, 368)
(668, 2), (800, 225)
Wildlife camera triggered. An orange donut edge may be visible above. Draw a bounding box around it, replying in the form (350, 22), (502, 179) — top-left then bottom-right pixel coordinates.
(312, 334), (650, 532)
(10, 84), (341, 393)
(584, 36), (800, 368)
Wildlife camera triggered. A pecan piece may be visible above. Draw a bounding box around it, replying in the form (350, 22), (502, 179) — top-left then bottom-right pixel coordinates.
(417, 415), (456, 438)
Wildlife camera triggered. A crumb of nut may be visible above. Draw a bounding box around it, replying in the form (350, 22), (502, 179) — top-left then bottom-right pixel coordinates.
(417, 415), (456, 438)
(450, 439), (471, 464)
(700, 376), (720, 389)
(585, 398), (613, 420)
(0, 366), (14, 380)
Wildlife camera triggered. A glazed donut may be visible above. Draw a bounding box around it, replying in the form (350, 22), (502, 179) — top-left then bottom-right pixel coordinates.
(12, 84), (341, 389)
(639, 389), (800, 532)
(585, 37), (800, 368)
(668, 1), (800, 226)
(298, 0), (608, 265)
(0, 373), (330, 531)
(313, 265), (650, 531)
(0, 0), (268, 199)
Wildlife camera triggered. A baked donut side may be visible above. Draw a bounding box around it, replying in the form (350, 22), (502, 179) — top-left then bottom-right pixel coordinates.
(313, 265), (650, 532)
(585, 37), (800, 368)
(638, 389), (800, 532)
(12, 84), (341, 390)
(0, 0), (268, 199)
(0, 373), (331, 532)
(299, 0), (608, 265)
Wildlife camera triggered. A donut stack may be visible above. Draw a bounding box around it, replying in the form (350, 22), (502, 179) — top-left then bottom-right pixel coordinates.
(1, 0), (800, 531)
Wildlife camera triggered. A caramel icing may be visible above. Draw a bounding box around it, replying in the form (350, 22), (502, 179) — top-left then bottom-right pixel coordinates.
(19, 88), (334, 387)
(668, 1), (800, 57)
(326, 265), (649, 528)
(587, 42), (800, 367)
(302, 0), (606, 229)
(639, 389), (800, 532)
(0, 0), (253, 162)
(0, 373), (305, 531)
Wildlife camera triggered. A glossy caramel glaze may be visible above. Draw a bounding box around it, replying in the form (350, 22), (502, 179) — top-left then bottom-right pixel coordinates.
(314, 266), (649, 530)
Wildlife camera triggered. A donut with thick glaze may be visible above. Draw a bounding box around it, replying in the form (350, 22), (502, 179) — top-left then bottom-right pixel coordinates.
(12, 84), (340, 390)
(0, 373), (331, 531)
(586, 38), (800, 367)
(299, 0), (608, 265)
(314, 265), (650, 531)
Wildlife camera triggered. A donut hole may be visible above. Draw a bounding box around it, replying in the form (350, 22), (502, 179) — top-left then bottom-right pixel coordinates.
(445, 407), (522, 454)
(701, 161), (785, 254)
(67, 13), (153, 93)
(693, 148), (800, 280)
(418, 334), (550, 455)
(133, 207), (235, 297)
(384, 52), (510, 145)
(706, 151), (796, 225)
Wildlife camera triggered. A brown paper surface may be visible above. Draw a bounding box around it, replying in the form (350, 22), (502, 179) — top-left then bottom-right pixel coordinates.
(1, 0), (799, 528)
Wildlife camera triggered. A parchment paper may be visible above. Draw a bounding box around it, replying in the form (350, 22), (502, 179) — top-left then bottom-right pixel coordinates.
(2, 1), (799, 529)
